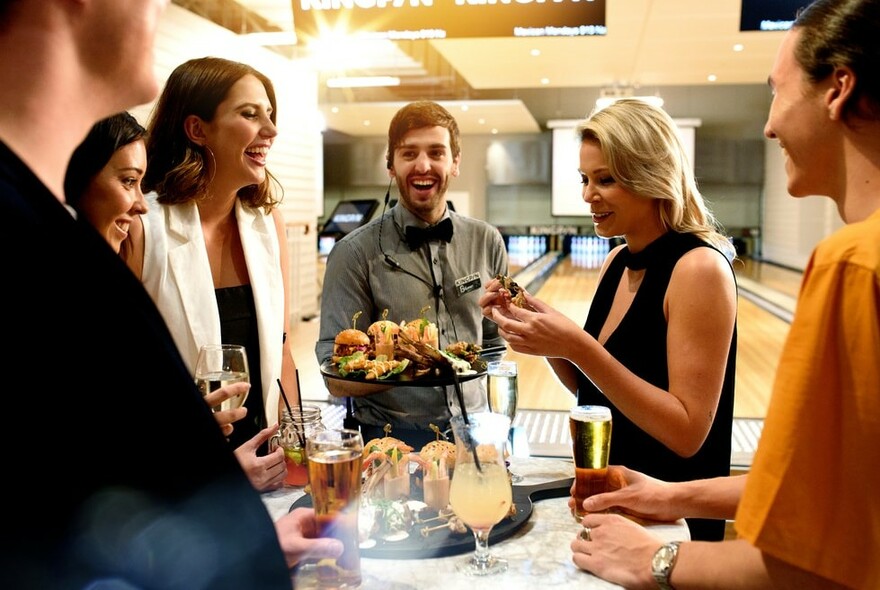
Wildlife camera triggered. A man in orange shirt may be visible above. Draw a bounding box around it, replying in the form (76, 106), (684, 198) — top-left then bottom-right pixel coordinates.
(569, 1), (880, 588)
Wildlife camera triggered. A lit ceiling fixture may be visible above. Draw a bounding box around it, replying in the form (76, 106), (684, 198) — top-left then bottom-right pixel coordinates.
(326, 76), (401, 88)
(594, 84), (664, 111)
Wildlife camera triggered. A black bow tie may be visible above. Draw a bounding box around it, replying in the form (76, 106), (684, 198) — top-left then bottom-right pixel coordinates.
(405, 218), (454, 250)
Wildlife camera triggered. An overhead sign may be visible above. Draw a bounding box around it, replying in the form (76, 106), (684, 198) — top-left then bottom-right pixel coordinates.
(291, 0), (606, 41)
(739, 0), (814, 32)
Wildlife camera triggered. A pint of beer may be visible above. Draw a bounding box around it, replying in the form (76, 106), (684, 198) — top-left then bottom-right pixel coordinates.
(569, 405), (612, 520)
(305, 428), (363, 588)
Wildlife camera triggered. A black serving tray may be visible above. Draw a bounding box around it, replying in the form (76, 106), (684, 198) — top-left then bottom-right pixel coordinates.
(320, 359), (487, 388)
(290, 477), (574, 560)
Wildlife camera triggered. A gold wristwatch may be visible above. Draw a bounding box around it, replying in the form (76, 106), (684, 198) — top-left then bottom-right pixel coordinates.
(651, 541), (681, 590)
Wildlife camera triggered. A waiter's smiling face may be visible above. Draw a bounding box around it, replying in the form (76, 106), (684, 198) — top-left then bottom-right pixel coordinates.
(391, 125), (460, 224)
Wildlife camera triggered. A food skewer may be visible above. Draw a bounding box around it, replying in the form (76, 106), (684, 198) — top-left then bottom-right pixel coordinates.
(420, 515), (467, 537)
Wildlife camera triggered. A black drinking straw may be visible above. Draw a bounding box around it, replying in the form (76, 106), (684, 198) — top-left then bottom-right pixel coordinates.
(451, 371), (482, 472)
(278, 377), (305, 448)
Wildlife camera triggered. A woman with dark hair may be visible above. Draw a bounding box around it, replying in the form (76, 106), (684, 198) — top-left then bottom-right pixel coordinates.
(125, 56), (298, 492)
(64, 111), (148, 254)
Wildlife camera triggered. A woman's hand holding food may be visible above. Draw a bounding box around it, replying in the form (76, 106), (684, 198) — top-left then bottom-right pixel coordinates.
(485, 287), (585, 360)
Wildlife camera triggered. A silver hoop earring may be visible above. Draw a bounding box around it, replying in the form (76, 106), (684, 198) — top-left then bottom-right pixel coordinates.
(203, 146), (217, 185)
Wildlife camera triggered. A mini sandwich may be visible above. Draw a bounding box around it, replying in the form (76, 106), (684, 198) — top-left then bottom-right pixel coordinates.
(495, 274), (535, 310)
(332, 328), (370, 364)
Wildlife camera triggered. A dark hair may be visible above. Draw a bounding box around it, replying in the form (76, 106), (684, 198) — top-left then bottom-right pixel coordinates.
(794, 0), (880, 121)
(386, 101), (461, 169)
(0, 0), (22, 28)
(143, 56), (280, 212)
(64, 112), (146, 210)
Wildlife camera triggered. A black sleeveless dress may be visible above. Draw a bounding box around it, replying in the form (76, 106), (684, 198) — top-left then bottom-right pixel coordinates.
(216, 284), (268, 454)
(576, 232), (736, 541)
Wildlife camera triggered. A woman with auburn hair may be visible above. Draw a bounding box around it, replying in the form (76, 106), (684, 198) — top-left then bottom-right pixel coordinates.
(125, 56), (298, 492)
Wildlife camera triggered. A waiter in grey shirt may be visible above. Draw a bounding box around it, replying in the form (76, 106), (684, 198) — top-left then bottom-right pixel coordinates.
(316, 101), (508, 448)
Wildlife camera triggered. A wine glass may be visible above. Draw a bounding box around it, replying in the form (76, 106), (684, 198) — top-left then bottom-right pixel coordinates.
(449, 412), (513, 576)
(487, 360), (523, 483)
(194, 344), (250, 412)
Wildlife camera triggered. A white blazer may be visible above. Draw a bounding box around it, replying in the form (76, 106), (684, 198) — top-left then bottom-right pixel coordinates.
(141, 193), (283, 427)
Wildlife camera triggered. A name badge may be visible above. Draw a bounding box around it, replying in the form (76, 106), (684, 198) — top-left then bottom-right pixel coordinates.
(455, 272), (481, 296)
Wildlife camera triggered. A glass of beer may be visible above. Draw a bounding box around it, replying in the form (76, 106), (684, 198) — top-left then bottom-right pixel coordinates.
(305, 428), (364, 588)
(569, 405), (612, 520)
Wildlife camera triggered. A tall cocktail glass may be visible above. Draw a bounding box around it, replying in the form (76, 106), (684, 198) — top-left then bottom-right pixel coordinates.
(449, 412), (512, 576)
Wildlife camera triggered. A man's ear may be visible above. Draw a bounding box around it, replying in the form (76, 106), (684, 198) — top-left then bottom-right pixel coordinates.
(826, 65), (855, 121)
(451, 155), (461, 177)
(184, 115), (207, 145)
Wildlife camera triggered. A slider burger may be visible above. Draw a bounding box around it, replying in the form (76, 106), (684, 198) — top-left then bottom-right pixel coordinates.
(332, 328), (370, 364)
(495, 274), (535, 311)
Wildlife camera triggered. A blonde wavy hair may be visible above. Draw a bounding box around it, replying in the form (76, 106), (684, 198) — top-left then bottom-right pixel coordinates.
(577, 99), (734, 259)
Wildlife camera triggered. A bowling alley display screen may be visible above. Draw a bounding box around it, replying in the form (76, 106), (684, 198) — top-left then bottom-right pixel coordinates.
(291, 0), (606, 41)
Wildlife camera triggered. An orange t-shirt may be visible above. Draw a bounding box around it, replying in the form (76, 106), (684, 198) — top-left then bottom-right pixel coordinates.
(736, 209), (880, 589)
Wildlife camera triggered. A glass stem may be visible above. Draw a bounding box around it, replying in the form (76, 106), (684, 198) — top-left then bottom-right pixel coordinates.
(472, 528), (492, 567)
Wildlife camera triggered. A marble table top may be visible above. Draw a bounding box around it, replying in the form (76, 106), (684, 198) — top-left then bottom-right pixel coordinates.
(261, 456), (689, 589)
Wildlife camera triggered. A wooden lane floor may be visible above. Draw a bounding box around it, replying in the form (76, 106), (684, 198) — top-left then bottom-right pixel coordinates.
(293, 253), (801, 464)
(511, 255), (798, 421)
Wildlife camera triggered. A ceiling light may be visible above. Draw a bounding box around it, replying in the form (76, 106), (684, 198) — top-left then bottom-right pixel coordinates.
(326, 76), (401, 88)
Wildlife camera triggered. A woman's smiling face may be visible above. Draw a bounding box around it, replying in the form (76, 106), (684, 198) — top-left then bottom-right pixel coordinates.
(579, 140), (661, 247)
(80, 139), (148, 253)
(200, 74), (277, 192)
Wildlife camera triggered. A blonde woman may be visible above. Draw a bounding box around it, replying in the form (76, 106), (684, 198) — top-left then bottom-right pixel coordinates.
(482, 99), (737, 541)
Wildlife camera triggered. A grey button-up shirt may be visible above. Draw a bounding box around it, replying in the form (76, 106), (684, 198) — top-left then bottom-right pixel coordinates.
(316, 204), (508, 430)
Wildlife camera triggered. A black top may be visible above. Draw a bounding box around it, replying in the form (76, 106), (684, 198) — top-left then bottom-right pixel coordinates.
(0, 140), (289, 589)
(216, 284), (267, 452)
(576, 231), (736, 541)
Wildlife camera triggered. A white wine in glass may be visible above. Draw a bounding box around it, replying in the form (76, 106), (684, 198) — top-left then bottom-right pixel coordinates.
(449, 412), (512, 576)
(487, 360), (522, 483)
(194, 344), (250, 412)
(487, 360), (518, 421)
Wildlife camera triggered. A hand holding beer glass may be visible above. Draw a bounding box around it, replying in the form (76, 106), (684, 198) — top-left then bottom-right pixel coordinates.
(305, 428), (364, 588)
(569, 405), (612, 520)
